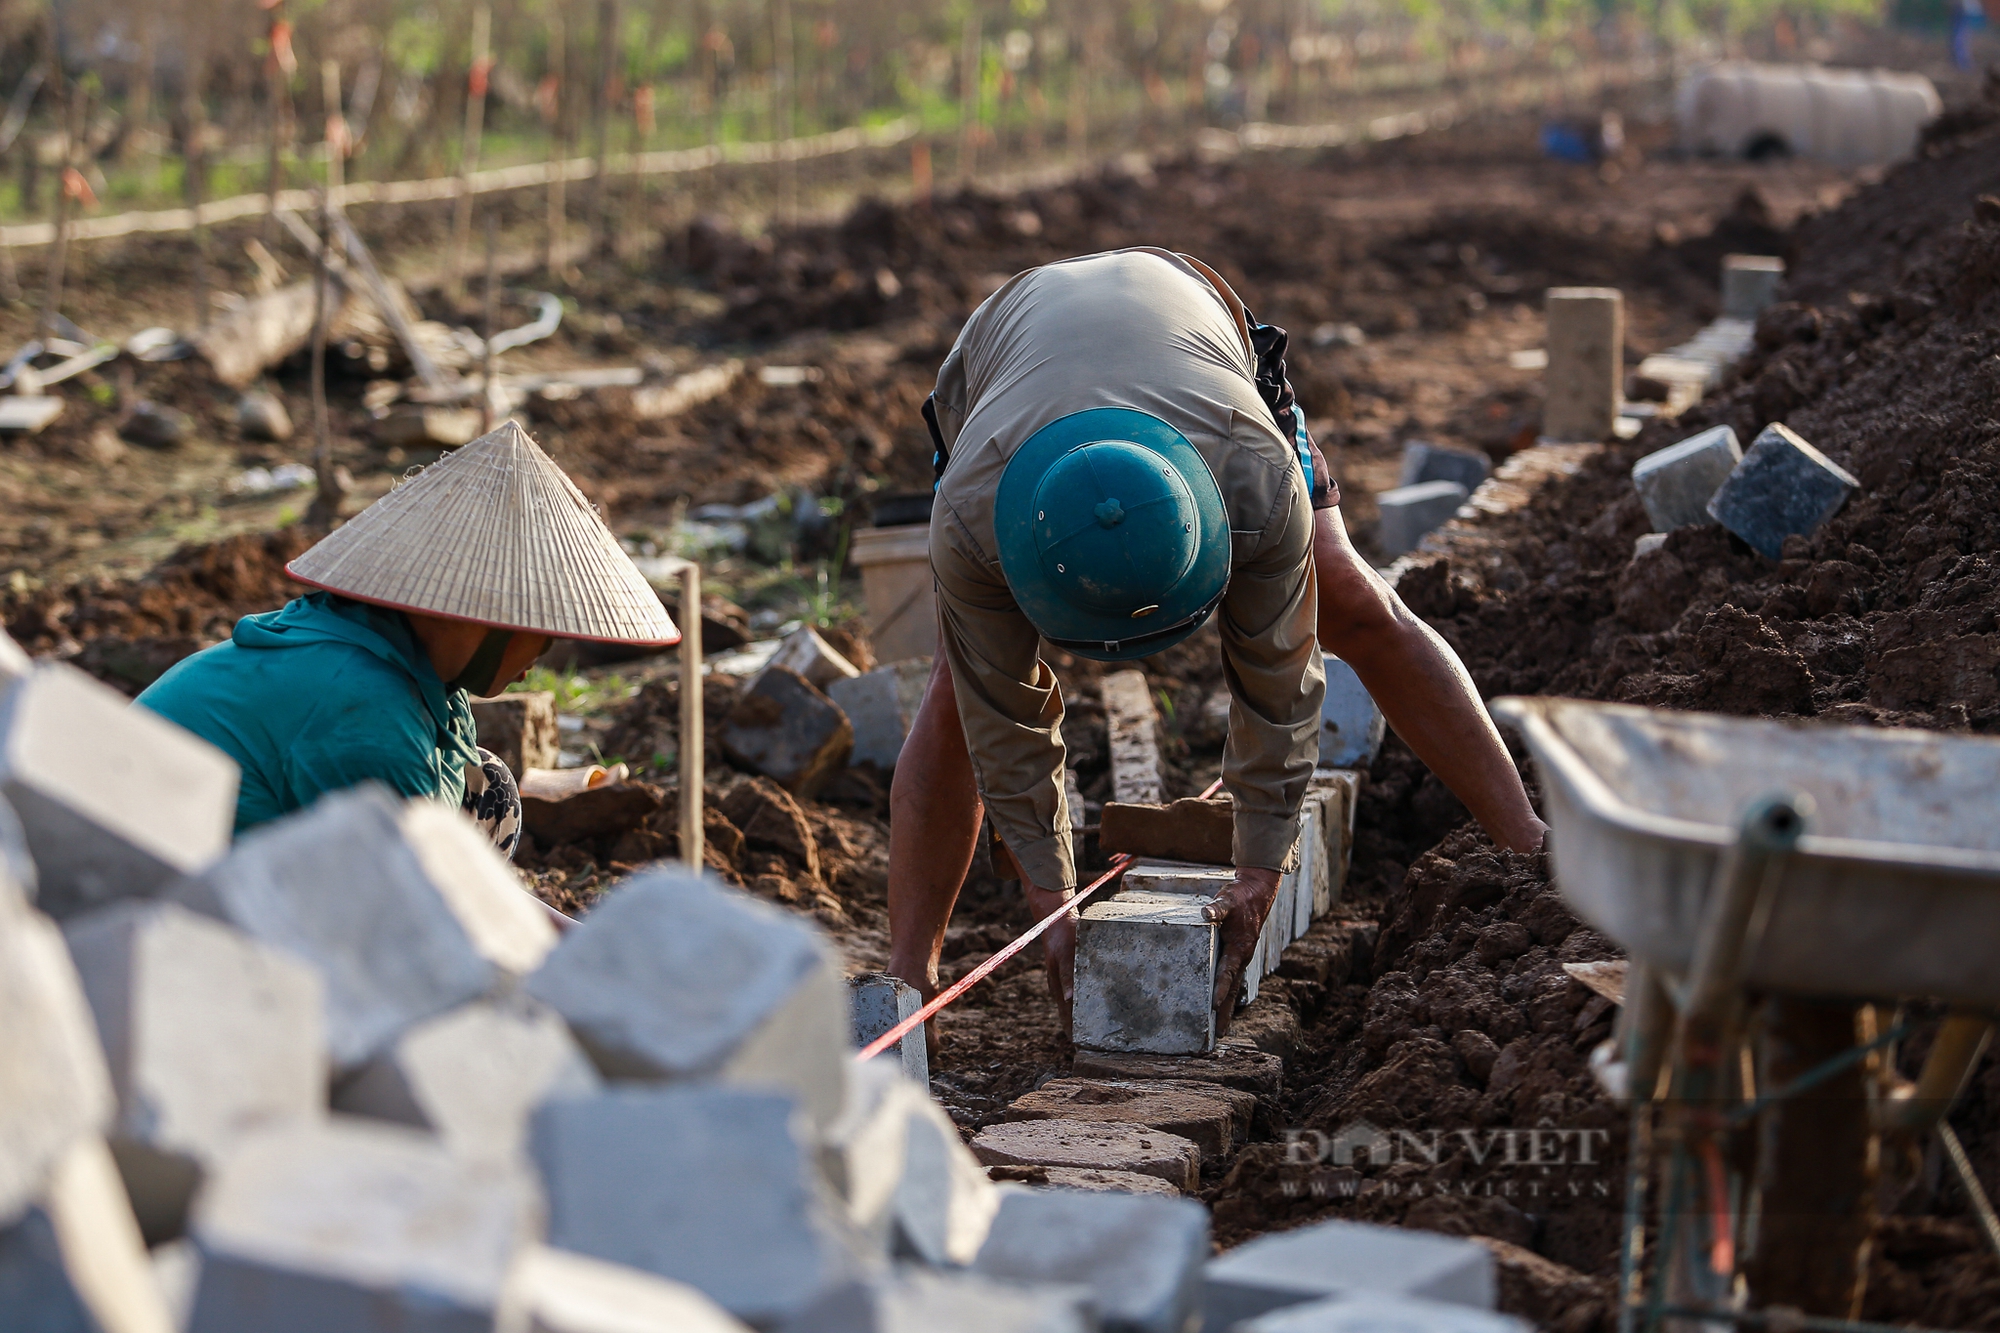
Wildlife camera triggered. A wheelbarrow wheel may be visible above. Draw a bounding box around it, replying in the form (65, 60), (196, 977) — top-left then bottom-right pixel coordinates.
(1741, 997), (1878, 1317)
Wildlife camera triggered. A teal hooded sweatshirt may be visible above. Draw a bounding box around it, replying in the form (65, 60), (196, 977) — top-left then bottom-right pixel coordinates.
(137, 592), (479, 835)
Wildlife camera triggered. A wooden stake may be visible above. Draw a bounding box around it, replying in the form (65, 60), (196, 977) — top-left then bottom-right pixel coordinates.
(449, 4), (492, 299)
(679, 560), (704, 870)
(39, 80), (83, 341)
(543, 8), (567, 281)
(481, 210), (498, 433)
(302, 191), (345, 532)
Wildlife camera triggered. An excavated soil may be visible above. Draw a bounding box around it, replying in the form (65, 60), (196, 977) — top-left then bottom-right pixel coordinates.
(10, 95), (2000, 1327)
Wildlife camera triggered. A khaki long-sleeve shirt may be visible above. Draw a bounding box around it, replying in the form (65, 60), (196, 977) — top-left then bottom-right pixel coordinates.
(928, 248), (1325, 890)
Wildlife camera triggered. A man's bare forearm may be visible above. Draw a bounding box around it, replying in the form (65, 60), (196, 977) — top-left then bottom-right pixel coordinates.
(1313, 510), (1545, 852)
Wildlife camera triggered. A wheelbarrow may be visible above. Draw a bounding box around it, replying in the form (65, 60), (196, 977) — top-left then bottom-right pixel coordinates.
(1492, 697), (2000, 1333)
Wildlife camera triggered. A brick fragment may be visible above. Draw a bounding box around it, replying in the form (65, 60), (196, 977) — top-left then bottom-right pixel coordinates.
(1001, 1077), (1255, 1162)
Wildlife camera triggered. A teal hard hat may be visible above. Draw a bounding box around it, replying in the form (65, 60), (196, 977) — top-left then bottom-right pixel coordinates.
(995, 408), (1229, 662)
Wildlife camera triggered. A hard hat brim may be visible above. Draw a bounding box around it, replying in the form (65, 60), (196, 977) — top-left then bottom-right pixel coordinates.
(996, 408), (1229, 662)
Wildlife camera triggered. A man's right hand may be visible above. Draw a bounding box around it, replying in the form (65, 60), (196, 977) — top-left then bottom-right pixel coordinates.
(1202, 867), (1282, 1037)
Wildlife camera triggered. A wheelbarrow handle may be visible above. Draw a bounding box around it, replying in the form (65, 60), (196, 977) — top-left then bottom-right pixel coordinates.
(1680, 794), (1811, 1051)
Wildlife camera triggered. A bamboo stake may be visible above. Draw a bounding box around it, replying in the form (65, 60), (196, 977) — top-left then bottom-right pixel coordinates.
(679, 561), (704, 870)
(481, 211), (498, 433)
(448, 4), (492, 299)
(543, 8), (567, 281)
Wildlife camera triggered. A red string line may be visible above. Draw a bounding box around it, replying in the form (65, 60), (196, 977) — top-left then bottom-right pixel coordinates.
(856, 776), (1226, 1062)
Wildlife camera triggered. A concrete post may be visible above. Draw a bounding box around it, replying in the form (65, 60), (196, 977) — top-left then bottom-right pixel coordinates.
(1542, 287), (1622, 443)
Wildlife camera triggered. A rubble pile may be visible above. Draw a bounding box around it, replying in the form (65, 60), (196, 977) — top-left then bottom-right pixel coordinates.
(0, 641), (1534, 1333)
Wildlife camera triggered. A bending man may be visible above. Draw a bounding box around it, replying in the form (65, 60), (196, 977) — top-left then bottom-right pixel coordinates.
(887, 248), (1544, 1034)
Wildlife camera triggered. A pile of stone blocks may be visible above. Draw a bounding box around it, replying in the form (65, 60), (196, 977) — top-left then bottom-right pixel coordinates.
(721, 625), (938, 789)
(1629, 421), (1858, 559)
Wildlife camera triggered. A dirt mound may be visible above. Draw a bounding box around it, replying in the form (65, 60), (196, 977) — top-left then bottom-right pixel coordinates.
(1219, 88), (2000, 1324)
(3, 528), (311, 694)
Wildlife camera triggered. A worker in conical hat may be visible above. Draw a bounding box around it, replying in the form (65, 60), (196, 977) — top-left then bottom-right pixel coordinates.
(137, 420), (677, 855)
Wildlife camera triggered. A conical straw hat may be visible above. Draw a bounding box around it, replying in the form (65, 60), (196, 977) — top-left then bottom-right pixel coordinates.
(287, 420), (680, 645)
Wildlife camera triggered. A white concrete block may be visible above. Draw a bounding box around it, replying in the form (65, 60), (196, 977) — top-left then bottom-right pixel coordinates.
(849, 973), (928, 1086)
(1121, 862), (1233, 897)
(497, 1246), (751, 1333)
(1317, 656), (1384, 770)
(0, 628), (29, 690)
(0, 904), (115, 1225)
(1307, 771), (1361, 907)
(0, 665), (237, 920)
(0, 1135), (173, 1333)
(172, 785), (556, 1071)
(530, 1086), (873, 1328)
(820, 1060), (998, 1267)
(64, 902), (325, 1241)
(1543, 287), (1623, 443)
(974, 1187), (1209, 1333)
(152, 1239), (200, 1333)
(334, 996), (599, 1161)
(828, 660), (933, 770)
(1398, 442), (1490, 493)
(1202, 1219), (1496, 1328)
(1631, 426), (1741, 532)
(1238, 1291), (1532, 1333)
(1290, 805), (1324, 940)
(1074, 893), (1216, 1056)
(0, 791), (36, 908)
(1101, 671), (1164, 806)
(524, 866), (848, 1129)
(784, 1269), (1095, 1333)
(761, 625), (862, 693)
(1376, 482), (1468, 558)
(187, 1117), (538, 1333)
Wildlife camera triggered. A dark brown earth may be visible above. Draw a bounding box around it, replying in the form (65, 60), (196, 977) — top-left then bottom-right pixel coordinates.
(7, 87), (1999, 1328)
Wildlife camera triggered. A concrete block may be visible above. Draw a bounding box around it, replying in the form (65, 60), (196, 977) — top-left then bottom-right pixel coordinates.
(63, 902), (324, 1242)
(1237, 1292), (1531, 1333)
(1073, 894), (1216, 1056)
(1377, 482), (1468, 558)
(469, 692), (560, 776)
(1631, 426), (1741, 532)
(719, 665), (854, 801)
(1101, 670), (1165, 805)
(1307, 771), (1361, 904)
(187, 1117), (538, 1333)
(530, 1086), (872, 1328)
(1018, 1167), (1182, 1196)
(974, 1187), (1210, 1333)
(849, 973), (928, 1086)
(1542, 287), (1623, 443)
(0, 905), (115, 1226)
(1721, 254), (1785, 320)
(1398, 442), (1490, 494)
(969, 1119), (1199, 1192)
(1120, 862), (1234, 897)
(1706, 422), (1860, 559)
(497, 1246), (751, 1333)
(173, 785), (557, 1071)
(1000, 1078), (1255, 1161)
(783, 1269), (1094, 1333)
(153, 1238), (200, 1331)
(334, 996), (599, 1161)
(762, 625), (862, 693)
(1202, 1218), (1496, 1328)
(0, 628), (30, 690)
(1290, 805), (1324, 941)
(0, 395), (63, 434)
(827, 660), (932, 771)
(1318, 655), (1384, 770)
(0, 1135), (173, 1333)
(234, 390), (293, 443)
(1100, 797), (1233, 865)
(2, 664), (237, 920)
(850, 524), (937, 665)
(1071, 1045), (1283, 1096)
(0, 791), (36, 914)
(820, 1060), (998, 1267)
(524, 866), (848, 1129)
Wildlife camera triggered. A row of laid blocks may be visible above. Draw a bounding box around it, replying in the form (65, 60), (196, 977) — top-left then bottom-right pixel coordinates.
(1073, 769), (1361, 1056)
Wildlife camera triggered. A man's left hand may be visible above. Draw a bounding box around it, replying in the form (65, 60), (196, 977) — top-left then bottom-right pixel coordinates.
(1201, 867), (1282, 1037)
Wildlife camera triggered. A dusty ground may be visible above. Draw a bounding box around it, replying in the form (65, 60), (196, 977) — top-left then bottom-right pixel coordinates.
(8, 75), (1999, 1327)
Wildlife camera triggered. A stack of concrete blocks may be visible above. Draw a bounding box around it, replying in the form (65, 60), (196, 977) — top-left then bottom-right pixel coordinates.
(1636, 255), (1784, 413)
(1073, 774), (1353, 1057)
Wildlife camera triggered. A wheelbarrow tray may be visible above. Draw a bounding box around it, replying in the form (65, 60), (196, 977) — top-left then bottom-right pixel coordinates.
(1492, 697), (2000, 1007)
